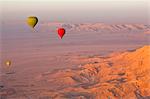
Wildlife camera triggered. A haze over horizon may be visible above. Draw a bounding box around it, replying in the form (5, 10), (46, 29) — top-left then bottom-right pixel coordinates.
(0, 0), (149, 24)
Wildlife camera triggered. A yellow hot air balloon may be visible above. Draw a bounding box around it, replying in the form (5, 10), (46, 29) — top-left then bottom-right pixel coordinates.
(5, 60), (11, 67)
(27, 16), (38, 28)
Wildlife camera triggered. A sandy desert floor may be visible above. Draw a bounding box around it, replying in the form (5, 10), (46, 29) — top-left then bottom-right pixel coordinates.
(0, 45), (150, 99)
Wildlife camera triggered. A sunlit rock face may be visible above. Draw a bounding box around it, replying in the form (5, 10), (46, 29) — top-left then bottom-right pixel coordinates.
(37, 46), (150, 99)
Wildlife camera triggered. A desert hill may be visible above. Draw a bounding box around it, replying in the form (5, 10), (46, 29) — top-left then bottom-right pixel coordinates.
(36, 45), (150, 99)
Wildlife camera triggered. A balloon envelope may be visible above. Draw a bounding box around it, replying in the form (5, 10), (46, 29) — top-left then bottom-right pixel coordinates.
(57, 28), (65, 39)
(27, 16), (38, 28)
(5, 60), (11, 66)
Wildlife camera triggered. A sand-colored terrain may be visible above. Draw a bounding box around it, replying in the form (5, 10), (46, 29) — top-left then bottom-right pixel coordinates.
(0, 22), (149, 99)
(1, 45), (149, 99)
(36, 45), (150, 99)
(37, 45), (150, 99)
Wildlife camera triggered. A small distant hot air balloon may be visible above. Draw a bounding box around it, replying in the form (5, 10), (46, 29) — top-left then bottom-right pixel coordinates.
(27, 16), (38, 28)
(57, 28), (66, 39)
(5, 60), (11, 67)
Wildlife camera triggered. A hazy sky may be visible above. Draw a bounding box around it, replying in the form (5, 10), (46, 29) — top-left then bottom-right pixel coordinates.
(0, 0), (149, 24)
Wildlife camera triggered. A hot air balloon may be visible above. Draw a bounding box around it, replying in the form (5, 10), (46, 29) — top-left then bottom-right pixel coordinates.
(5, 60), (11, 67)
(57, 28), (66, 39)
(27, 16), (38, 28)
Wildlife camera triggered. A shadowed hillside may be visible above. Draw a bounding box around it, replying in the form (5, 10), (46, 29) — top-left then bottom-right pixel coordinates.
(36, 45), (150, 99)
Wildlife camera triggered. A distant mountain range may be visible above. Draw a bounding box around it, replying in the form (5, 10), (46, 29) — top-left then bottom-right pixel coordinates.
(40, 22), (149, 32)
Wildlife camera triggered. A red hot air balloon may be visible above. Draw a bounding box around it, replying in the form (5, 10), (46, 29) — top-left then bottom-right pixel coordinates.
(57, 28), (65, 39)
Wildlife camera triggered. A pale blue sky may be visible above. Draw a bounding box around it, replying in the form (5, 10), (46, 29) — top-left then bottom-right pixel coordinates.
(0, 0), (149, 24)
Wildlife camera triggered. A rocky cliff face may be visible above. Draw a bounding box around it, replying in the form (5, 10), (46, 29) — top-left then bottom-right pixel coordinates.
(36, 46), (150, 99)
